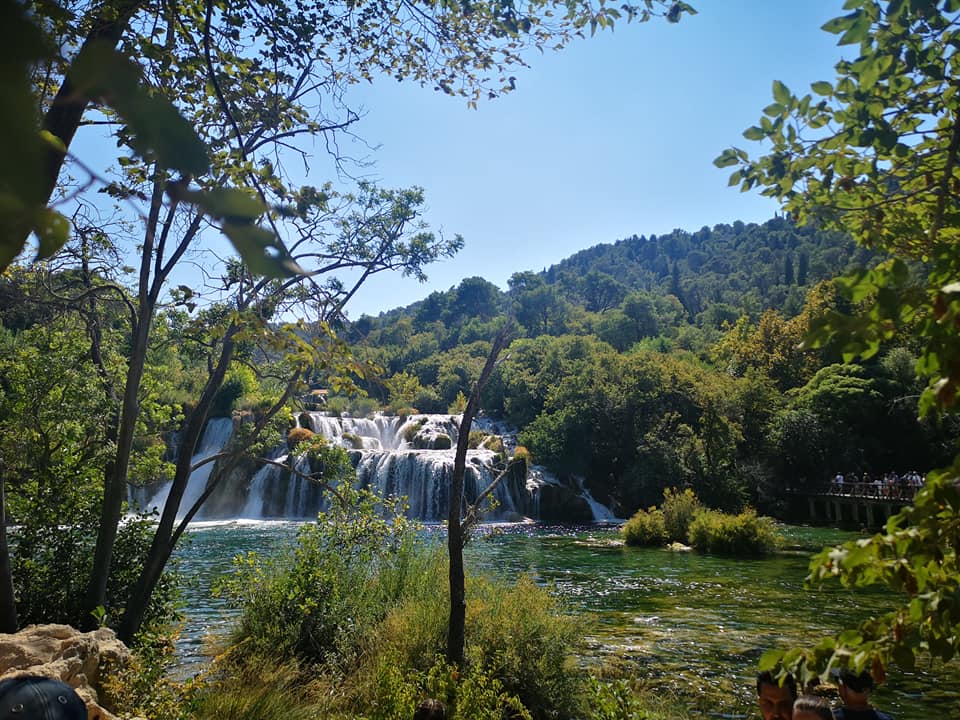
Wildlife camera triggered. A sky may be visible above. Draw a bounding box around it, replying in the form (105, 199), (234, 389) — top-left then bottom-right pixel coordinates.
(63, 0), (852, 320)
(334, 0), (850, 318)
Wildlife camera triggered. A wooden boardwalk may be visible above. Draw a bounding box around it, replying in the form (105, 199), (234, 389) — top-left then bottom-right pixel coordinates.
(788, 482), (918, 529)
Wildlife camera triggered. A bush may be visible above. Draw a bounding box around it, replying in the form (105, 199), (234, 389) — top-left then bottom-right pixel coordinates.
(12, 505), (181, 632)
(218, 487), (587, 720)
(216, 488), (419, 666)
(622, 508), (668, 547)
(286, 426), (315, 451)
(687, 508), (781, 556)
(660, 487), (702, 543)
(513, 446), (532, 465)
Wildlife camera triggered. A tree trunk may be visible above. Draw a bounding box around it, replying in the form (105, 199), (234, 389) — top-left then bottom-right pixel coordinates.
(446, 327), (509, 666)
(0, 477), (18, 633)
(118, 330), (236, 642)
(82, 178), (165, 628)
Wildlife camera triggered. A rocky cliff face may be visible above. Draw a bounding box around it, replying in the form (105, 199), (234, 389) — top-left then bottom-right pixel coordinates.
(0, 624), (134, 720)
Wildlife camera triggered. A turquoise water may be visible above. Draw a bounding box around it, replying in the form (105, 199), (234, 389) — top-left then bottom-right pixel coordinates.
(173, 521), (959, 718)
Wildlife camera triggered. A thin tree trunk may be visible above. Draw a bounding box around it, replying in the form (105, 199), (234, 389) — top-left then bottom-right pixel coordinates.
(118, 330), (236, 642)
(83, 177), (165, 627)
(446, 327), (509, 666)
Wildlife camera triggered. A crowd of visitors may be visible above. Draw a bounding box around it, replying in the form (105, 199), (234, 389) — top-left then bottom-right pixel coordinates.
(757, 669), (894, 720)
(828, 470), (924, 499)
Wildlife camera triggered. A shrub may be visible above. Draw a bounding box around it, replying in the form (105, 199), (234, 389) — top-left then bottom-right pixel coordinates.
(341, 431), (364, 449)
(216, 488), (418, 666)
(468, 430), (488, 449)
(402, 419), (425, 444)
(286, 426), (315, 451)
(433, 433), (452, 450)
(660, 487), (702, 543)
(513, 446), (532, 465)
(622, 508), (668, 547)
(12, 505), (180, 632)
(218, 487), (587, 720)
(448, 391), (468, 414)
(687, 508), (781, 556)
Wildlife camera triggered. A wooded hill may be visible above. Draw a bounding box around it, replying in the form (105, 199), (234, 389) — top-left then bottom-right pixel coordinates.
(341, 216), (955, 518)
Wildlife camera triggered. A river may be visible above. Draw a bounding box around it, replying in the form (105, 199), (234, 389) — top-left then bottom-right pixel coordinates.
(172, 520), (959, 718)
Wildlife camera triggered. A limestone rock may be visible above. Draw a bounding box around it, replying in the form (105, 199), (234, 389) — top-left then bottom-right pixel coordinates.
(0, 624), (133, 720)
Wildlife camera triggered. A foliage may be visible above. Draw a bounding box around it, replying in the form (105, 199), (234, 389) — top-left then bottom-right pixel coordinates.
(686, 508), (781, 556)
(622, 507), (669, 546)
(102, 630), (198, 720)
(715, 0), (960, 682)
(660, 487), (703, 543)
(584, 678), (688, 720)
(12, 506), (180, 632)
(286, 426), (316, 451)
(217, 486), (587, 719)
(215, 487), (419, 665)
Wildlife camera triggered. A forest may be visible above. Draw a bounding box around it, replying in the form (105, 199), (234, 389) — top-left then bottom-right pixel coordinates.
(2, 0), (960, 717)
(347, 216), (958, 516)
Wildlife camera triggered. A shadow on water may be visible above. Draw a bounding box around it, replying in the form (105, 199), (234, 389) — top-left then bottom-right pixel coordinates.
(174, 521), (959, 718)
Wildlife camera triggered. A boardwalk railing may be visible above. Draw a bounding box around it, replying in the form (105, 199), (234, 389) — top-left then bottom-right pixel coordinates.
(816, 480), (920, 502)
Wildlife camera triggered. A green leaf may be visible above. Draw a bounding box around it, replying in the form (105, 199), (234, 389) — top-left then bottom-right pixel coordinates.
(743, 126), (765, 141)
(772, 80), (791, 105)
(713, 149), (740, 168)
(811, 81), (833, 96)
(221, 223), (303, 278)
(758, 648), (785, 672)
(32, 207), (71, 260)
(70, 41), (209, 176)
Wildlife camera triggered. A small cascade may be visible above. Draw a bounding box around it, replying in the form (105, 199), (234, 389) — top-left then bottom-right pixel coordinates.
(140, 417), (235, 517)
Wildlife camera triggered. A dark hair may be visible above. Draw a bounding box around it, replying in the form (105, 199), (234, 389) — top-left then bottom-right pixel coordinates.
(756, 670), (798, 699)
(839, 670), (873, 693)
(413, 698), (447, 720)
(794, 694), (834, 719)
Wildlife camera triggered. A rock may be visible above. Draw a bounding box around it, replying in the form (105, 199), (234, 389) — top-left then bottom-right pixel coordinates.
(0, 624), (133, 720)
(537, 483), (594, 524)
(666, 541), (693, 552)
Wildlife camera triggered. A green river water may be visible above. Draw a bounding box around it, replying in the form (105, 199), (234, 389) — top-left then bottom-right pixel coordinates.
(174, 521), (959, 718)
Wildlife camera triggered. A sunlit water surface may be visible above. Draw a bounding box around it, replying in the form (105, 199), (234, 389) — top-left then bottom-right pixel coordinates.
(173, 521), (959, 718)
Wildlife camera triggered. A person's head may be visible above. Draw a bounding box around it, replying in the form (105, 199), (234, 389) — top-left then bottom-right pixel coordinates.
(837, 670), (873, 709)
(793, 694), (834, 720)
(0, 676), (87, 720)
(757, 671), (797, 720)
(413, 697), (447, 720)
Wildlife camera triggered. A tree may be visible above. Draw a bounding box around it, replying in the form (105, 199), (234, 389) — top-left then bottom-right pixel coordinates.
(4, 0), (699, 640)
(716, 0), (960, 683)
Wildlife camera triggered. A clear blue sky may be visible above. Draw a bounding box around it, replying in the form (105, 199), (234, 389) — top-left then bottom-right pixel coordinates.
(336, 0), (849, 318)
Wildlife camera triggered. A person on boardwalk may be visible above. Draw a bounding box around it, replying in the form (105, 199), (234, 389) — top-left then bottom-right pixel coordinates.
(757, 670), (797, 720)
(834, 670), (892, 720)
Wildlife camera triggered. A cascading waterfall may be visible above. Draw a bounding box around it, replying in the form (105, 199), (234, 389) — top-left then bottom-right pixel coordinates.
(139, 417), (235, 517)
(135, 412), (616, 523)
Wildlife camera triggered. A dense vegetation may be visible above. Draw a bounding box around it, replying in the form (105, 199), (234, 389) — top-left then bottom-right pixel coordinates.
(346, 217), (958, 519)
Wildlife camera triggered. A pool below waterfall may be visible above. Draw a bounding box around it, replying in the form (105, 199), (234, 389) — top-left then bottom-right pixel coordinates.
(172, 521), (959, 718)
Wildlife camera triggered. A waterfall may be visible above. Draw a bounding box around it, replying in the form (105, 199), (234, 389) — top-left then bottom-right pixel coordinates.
(138, 413), (617, 523)
(141, 417), (235, 517)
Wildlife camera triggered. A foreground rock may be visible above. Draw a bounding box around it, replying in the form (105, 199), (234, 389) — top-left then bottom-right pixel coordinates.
(0, 624), (133, 719)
